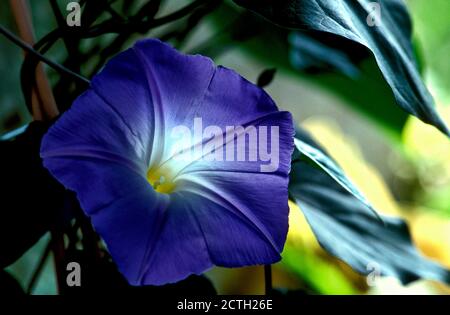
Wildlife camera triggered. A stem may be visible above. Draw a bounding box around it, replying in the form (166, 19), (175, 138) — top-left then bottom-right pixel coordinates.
(49, 0), (81, 73)
(151, 0), (210, 26)
(0, 24), (90, 86)
(8, 0), (59, 120)
(51, 230), (66, 294)
(264, 264), (273, 295)
(7, 0), (67, 295)
(84, 0), (210, 38)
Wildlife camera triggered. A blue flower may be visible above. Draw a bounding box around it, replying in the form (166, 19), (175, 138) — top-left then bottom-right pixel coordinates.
(40, 39), (294, 285)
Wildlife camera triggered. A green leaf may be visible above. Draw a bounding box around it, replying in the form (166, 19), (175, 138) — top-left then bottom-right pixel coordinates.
(288, 31), (365, 78)
(289, 128), (450, 285)
(204, 3), (408, 136)
(293, 129), (375, 216)
(234, 0), (450, 135)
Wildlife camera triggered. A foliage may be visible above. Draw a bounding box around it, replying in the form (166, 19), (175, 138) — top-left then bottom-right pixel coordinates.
(0, 0), (449, 294)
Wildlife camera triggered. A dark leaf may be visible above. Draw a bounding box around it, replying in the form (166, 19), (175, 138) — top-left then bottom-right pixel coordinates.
(289, 128), (450, 285)
(293, 128), (377, 218)
(257, 68), (277, 87)
(289, 31), (368, 78)
(0, 121), (65, 268)
(234, 0), (450, 135)
(206, 3), (408, 134)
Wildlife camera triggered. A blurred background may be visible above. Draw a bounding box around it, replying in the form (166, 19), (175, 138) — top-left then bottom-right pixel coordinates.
(1, 0), (449, 294)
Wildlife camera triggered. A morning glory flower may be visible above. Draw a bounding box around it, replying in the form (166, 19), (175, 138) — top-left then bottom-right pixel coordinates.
(40, 39), (294, 285)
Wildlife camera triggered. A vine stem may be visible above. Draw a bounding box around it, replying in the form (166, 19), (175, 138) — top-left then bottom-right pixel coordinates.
(264, 264), (273, 295)
(8, 0), (59, 120)
(0, 24), (90, 87)
(8, 0), (65, 294)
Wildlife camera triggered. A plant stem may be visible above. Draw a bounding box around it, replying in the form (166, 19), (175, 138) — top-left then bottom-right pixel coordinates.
(7, 0), (66, 295)
(8, 0), (59, 120)
(264, 264), (272, 295)
(0, 24), (90, 86)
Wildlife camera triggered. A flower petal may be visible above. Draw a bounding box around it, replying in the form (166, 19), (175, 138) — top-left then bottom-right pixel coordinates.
(41, 157), (163, 283)
(180, 111), (294, 176)
(139, 193), (213, 285)
(170, 111), (294, 262)
(91, 41), (216, 167)
(133, 40), (283, 163)
(41, 91), (150, 177)
(41, 38), (294, 286)
(140, 177), (287, 284)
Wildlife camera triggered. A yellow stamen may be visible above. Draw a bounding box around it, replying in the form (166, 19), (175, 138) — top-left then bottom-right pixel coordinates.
(147, 166), (176, 194)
